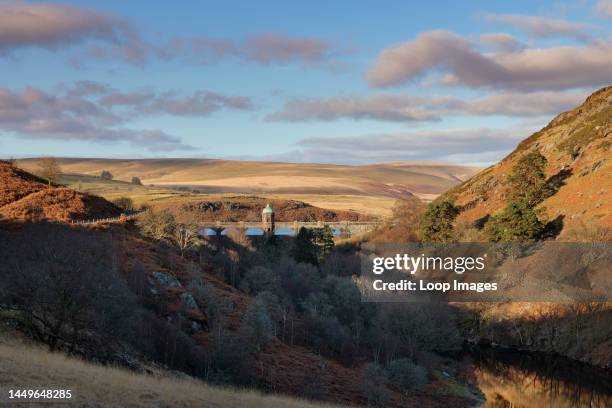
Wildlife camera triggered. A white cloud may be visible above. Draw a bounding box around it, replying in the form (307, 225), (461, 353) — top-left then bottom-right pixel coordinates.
(367, 30), (612, 90)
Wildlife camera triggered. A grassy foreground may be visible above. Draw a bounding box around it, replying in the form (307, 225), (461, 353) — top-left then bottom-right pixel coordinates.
(0, 340), (347, 408)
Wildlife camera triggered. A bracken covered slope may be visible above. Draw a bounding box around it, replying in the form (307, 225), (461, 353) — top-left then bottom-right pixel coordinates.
(0, 160), (47, 207)
(0, 161), (120, 221)
(440, 86), (612, 232)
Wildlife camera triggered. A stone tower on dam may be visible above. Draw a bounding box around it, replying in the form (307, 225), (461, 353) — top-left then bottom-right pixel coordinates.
(262, 203), (275, 234)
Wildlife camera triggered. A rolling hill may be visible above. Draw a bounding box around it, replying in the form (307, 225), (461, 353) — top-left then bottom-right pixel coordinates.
(16, 159), (479, 200)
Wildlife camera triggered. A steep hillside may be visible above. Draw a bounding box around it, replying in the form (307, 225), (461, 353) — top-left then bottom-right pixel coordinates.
(0, 161), (120, 222)
(440, 86), (611, 233)
(115, 232), (474, 407)
(16, 158), (480, 199)
(0, 221), (476, 408)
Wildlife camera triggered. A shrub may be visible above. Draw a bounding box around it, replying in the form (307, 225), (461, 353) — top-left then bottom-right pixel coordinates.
(131, 176), (143, 185)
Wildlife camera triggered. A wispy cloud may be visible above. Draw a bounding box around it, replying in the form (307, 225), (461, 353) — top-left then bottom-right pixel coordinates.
(267, 95), (442, 122)
(267, 91), (587, 122)
(479, 33), (524, 52)
(0, 3), (348, 68)
(146, 34), (347, 69)
(366, 30), (612, 90)
(483, 13), (594, 42)
(0, 82), (252, 151)
(99, 89), (253, 116)
(597, 0), (612, 18)
(286, 127), (534, 165)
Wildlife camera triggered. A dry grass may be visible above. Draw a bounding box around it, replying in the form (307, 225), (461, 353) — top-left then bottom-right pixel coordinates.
(57, 175), (396, 217)
(0, 340), (349, 408)
(265, 194), (396, 217)
(17, 158), (478, 199)
(14, 158), (479, 218)
(59, 174), (189, 207)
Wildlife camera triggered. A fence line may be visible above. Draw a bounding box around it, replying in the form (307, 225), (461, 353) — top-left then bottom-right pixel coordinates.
(70, 211), (145, 225)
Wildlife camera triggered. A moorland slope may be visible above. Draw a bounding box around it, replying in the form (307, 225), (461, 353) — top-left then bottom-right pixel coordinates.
(439, 86), (611, 233)
(0, 161), (119, 222)
(17, 158), (479, 200)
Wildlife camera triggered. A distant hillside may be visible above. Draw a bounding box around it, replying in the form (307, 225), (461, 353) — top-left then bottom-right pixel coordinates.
(153, 196), (374, 223)
(16, 158), (479, 200)
(439, 86), (612, 233)
(0, 161), (120, 222)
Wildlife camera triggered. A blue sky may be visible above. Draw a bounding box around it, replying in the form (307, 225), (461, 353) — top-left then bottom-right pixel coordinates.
(1, 0), (611, 165)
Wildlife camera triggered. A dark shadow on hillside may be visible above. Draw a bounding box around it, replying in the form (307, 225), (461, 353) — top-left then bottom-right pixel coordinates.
(546, 168), (573, 196)
(543, 214), (565, 239)
(474, 214), (490, 230)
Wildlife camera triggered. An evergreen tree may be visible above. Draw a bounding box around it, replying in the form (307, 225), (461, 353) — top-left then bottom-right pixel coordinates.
(290, 227), (320, 265)
(312, 225), (335, 261)
(507, 150), (550, 207)
(420, 200), (459, 242)
(484, 150), (549, 242)
(484, 201), (544, 242)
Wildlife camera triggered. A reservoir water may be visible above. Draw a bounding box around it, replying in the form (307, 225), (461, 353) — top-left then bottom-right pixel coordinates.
(467, 346), (612, 407)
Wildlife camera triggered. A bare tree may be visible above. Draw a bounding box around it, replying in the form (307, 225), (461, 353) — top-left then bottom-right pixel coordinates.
(0, 224), (137, 354)
(38, 157), (61, 186)
(112, 196), (135, 211)
(137, 210), (177, 242)
(174, 223), (200, 257)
